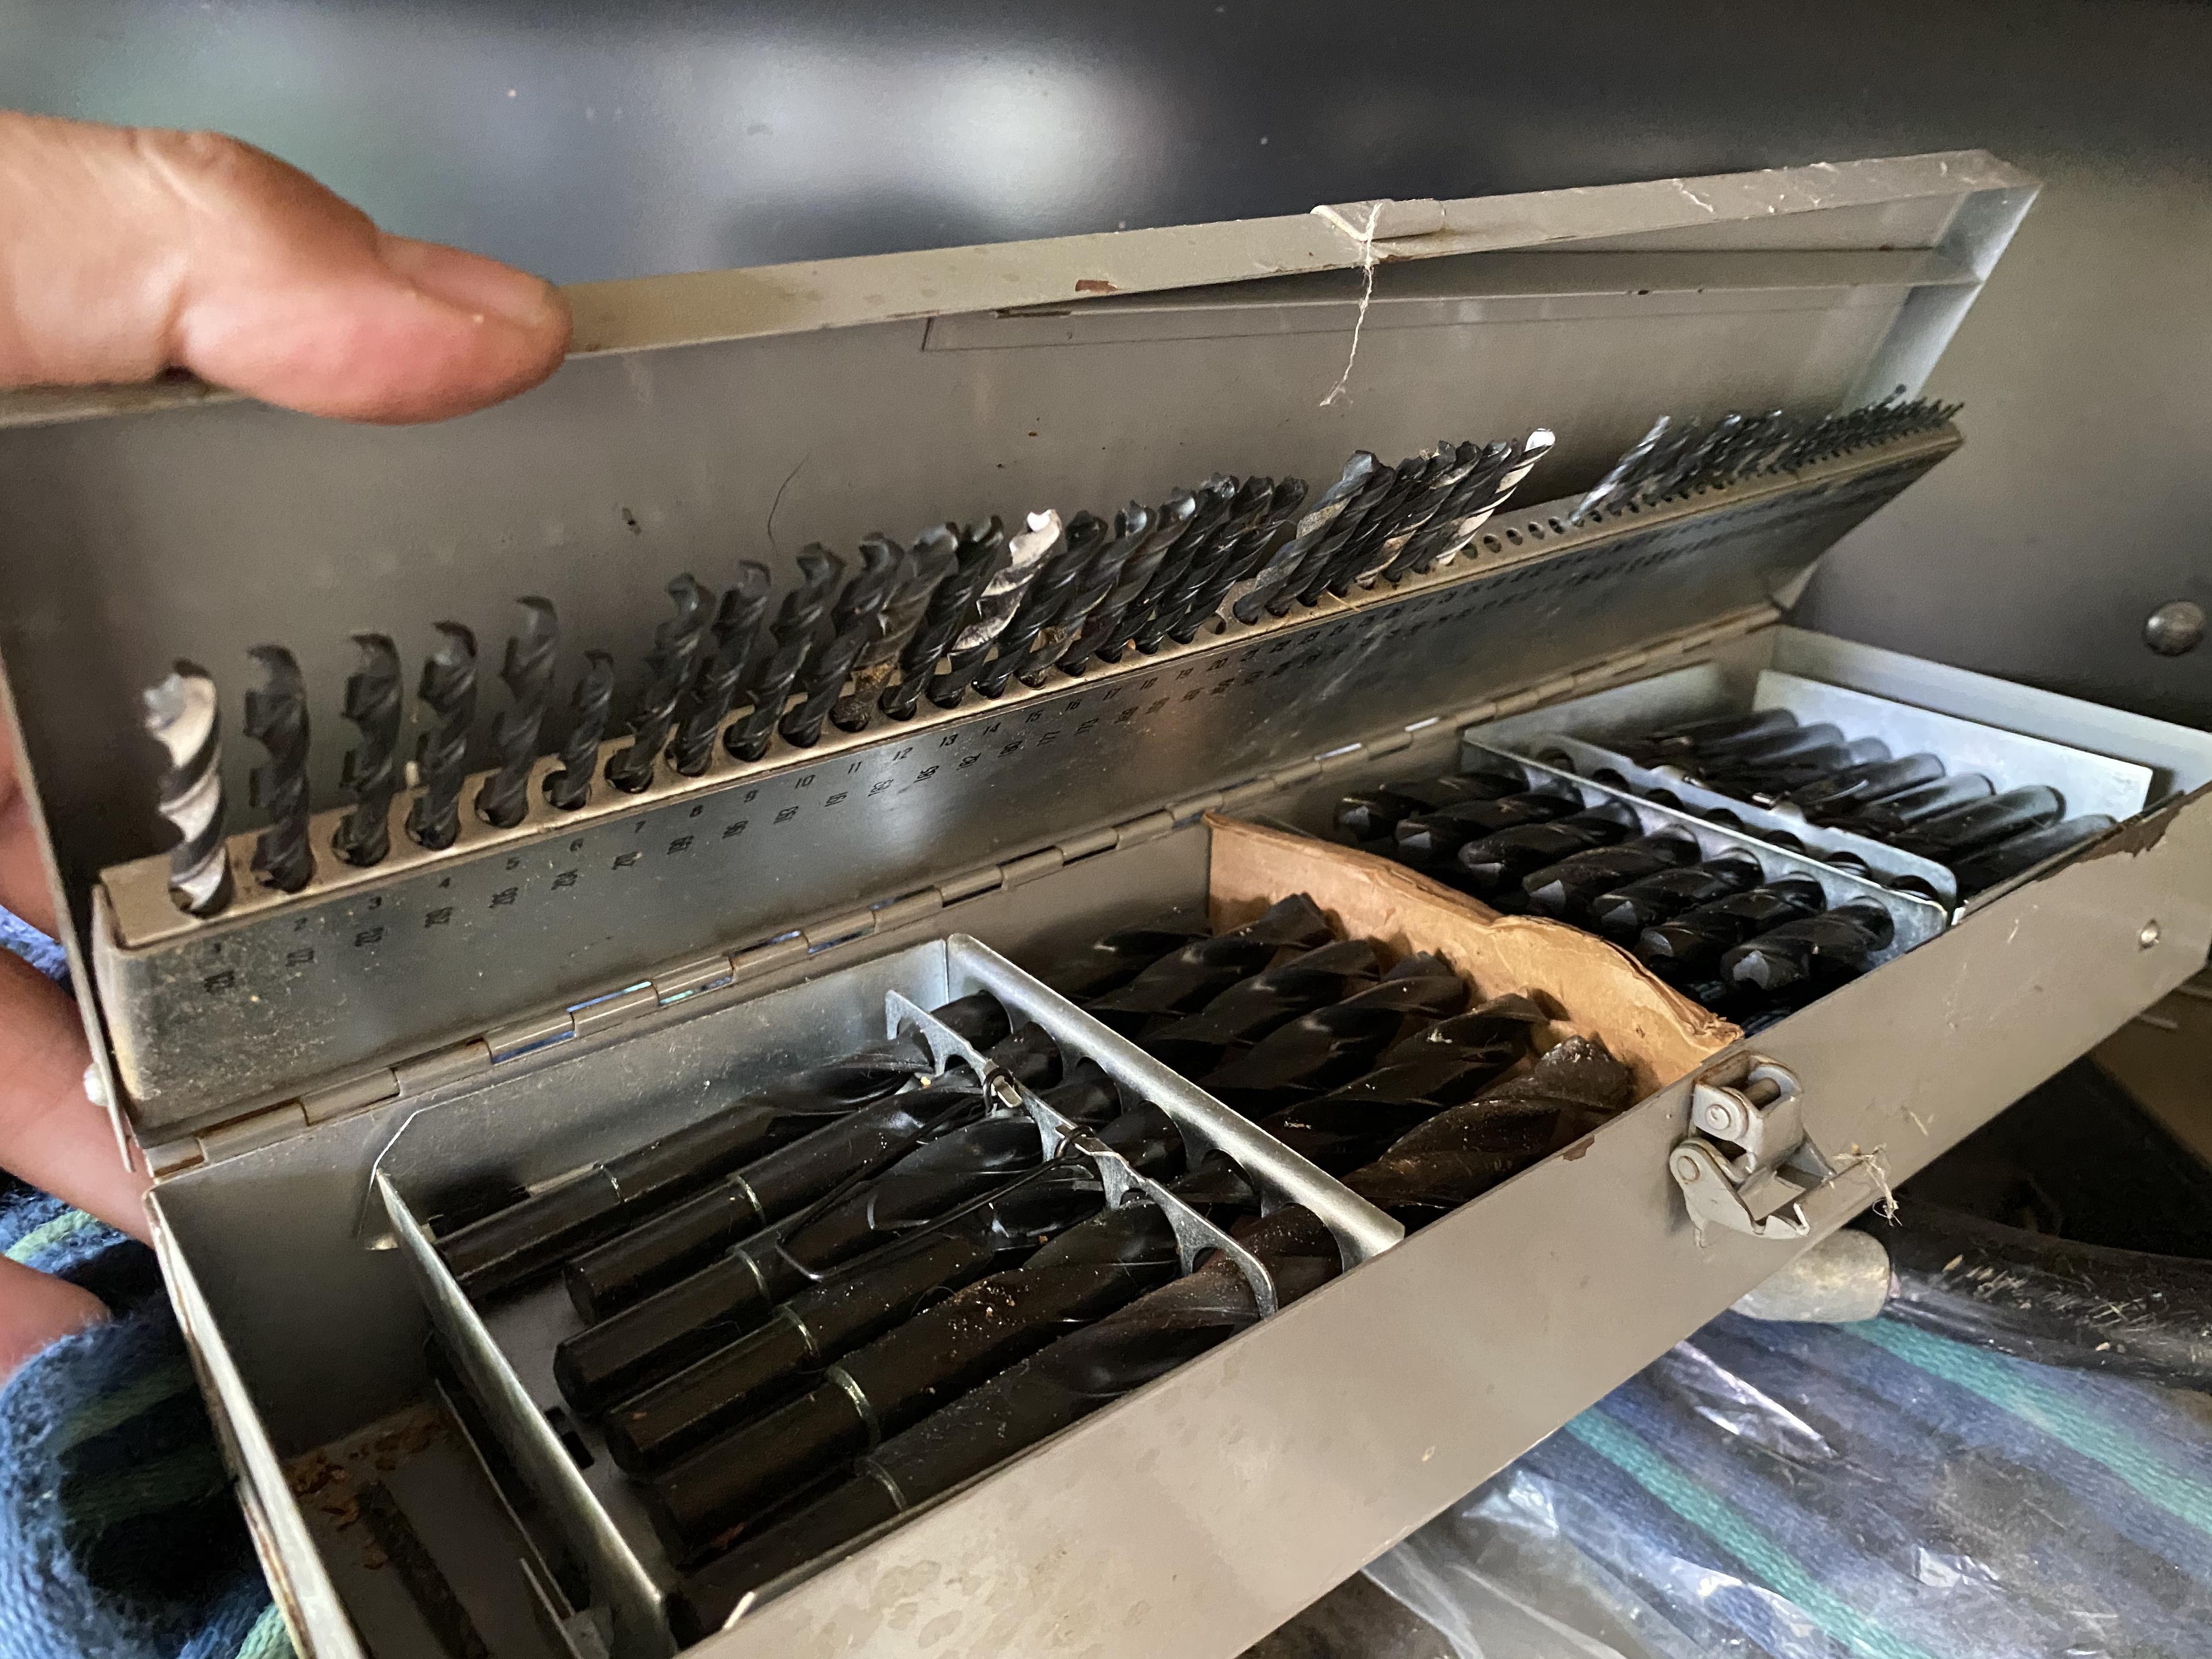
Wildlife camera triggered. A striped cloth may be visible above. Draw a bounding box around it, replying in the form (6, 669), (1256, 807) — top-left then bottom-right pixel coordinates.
(1372, 1309), (2212, 1659)
(2, 895), (293, 1659)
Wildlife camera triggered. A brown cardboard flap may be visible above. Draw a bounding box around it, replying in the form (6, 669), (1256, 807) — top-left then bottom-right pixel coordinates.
(1206, 816), (1736, 1097)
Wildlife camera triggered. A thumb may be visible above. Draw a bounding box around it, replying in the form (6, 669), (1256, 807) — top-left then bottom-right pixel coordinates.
(0, 112), (570, 424)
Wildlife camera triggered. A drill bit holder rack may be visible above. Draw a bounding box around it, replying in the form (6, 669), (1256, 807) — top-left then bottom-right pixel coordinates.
(10, 150), (2212, 1659)
(1472, 659), (2157, 914)
(373, 931), (1404, 1654)
(1451, 739), (1950, 955)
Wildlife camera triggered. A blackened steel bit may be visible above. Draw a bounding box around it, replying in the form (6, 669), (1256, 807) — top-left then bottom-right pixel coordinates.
(1306, 451), (1435, 601)
(880, 521), (1003, 721)
(1891, 785), (2066, 861)
(545, 650), (615, 810)
(1058, 492), (1197, 672)
(1586, 854), (1763, 941)
(1227, 451), (1382, 624)
(1519, 833), (1702, 923)
(142, 662), (233, 916)
(1197, 957), (1470, 1113)
(671, 565), (771, 774)
(1109, 480), (1234, 655)
(1144, 938), (1382, 1075)
(1333, 765), (1529, 844)
(1133, 476), (1275, 652)
(1354, 442), (1479, 589)
(1083, 895), (1334, 1031)
(778, 610), (882, 749)
(406, 623), (478, 851)
(974, 513), (1096, 697)
(724, 634), (812, 764)
(607, 575), (711, 793)
(243, 645), (314, 892)
(1391, 440), (1513, 579)
(1005, 505), (1144, 687)
(1633, 878), (1827, 980)
(1720, 901), (1895, 994)
(833, 534), (954, 732)
(1430, 428), (1554, 571)
(760, 548), (844, 679)
(474, 597), (560, 828)
(333, 633), (402, 867)
(1164, 477), (1309, 644)
(1451, 802), (1641, 904)
(1949, 815), (2116, 892)
(927, 510), (1061, 709)
(1391, 789), (1578, 867)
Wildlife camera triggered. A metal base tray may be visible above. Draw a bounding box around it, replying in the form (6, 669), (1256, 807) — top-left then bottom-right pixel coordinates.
(146, 624), (2212, 1659)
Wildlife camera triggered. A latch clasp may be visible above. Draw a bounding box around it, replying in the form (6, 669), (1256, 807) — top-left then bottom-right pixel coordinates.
(1669, 1057), (1872, 1241)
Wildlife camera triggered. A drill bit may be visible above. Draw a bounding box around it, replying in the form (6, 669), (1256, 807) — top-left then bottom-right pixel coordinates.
(333, 633), (403, 868)
(406, 623), (478, 851)
(760, 548), (844, 677)
(1571, 415), (1671, 524)
(878, 521), (1004, 721)
(1226, 452), (1382, 624)
(243, 645), (315, 892)
(669, 565), (771, 775)
(832, 534), (955, 733)
(1137, 478), (1276, 650)
(1353, 442), (1479, 589)
(1058, 493), (1197, 672)
(474, 597), (560, 828)
(927, 510), (1062, 709)
(544, 650), (615, 811)
(1159, 476), (1308, 646)
(1011, 503), (1149, 686)
(142, 661), (234, 917)
(1423, 428), (1555, 571)
(973, 513), (1099, 696)
(1108, 480), (1234, 658)
(776, 544), (903, 747)
(607, 575), (711, 794)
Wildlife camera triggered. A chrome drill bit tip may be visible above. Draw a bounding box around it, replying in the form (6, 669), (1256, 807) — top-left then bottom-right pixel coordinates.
(142, 660), (234, 916)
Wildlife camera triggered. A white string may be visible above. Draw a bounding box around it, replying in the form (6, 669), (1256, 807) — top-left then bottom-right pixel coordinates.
(1320, 202), (1383, 407)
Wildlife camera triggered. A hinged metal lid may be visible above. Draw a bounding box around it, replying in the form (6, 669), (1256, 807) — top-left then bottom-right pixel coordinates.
(0, 150), (2035, 1142)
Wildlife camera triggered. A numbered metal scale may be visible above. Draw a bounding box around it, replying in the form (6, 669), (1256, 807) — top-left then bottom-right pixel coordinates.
(5, 151), (2211, 1659)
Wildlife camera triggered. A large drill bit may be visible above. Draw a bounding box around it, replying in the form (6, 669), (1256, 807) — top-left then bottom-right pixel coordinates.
(879, 521), (1005, 721)
(474, 597), (560, 829)
(670, 565), (771, 775)
(606, 575), (711, 794)
(544, 650), (615, 811)
(927, 510), (1062, 709)
(243, 645), (314, 893)
(142, 662), (233, 917)
(405, 623), (478, 851)
(332, 634), (403, 868)
(779, 546), (903, 747)
(832, 533), (957, 733)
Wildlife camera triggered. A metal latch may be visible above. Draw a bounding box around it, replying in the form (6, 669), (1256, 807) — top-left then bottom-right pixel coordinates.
(1668, 1057), (1872, 1241)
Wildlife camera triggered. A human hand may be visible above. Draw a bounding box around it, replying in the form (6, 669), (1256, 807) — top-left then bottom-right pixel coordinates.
(0, 112), (571, 1376)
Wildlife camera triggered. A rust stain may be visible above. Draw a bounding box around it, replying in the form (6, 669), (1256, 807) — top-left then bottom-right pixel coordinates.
(1074, 278), (1119, 294)
(1560, 1134), (1596, 1162)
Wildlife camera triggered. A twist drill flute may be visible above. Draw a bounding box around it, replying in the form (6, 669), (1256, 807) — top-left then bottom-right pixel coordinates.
(243, 645), (314, 892)
(332, 633), (402, 867)
(475, 597), (559, 828)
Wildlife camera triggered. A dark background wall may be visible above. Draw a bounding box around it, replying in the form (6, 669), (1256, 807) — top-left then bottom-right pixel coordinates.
(5, 0), (2206, 726)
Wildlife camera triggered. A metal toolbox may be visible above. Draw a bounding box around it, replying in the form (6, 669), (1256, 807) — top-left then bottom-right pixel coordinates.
(7, 149), (2212, 1659)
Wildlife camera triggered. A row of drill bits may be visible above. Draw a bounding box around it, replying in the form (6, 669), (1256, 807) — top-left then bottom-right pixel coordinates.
(659, 898), (1636, 1633)
(1568, 389), (1961, 525)
(137, 427), (1554, 920)
(1335, 762), (1900, 1023)
(1541, 707), (2117, 896)
(427, 896), (1634, 1631)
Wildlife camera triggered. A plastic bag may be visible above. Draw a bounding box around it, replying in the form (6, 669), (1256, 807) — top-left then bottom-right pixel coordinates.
(1368, 1311), (2212, 1659)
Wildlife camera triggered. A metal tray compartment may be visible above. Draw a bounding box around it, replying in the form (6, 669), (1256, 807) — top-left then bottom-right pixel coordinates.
(370, 933), (1402, 1656)
(1472, 635), (2168, 912)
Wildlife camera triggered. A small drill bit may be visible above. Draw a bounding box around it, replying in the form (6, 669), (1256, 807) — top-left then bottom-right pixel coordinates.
(778, 550), (902, 748)
(973, 513), (1101, 697)
(760, 548), (844, 675)
(406, 623), (478, 851)
(607, 575), (711, 794)
(1138, 478), (1281, 650)
(1418, 428), (1555, 573)
(671, 565), (771, 774)
(474, 597), (560, 828)
(544, 651), (615, 810)
(333, 633), (403, 867)
(724, 636), (814, 764)
(879, 521), (1004, 720)
(1226, 452), (1382, 624)
(243, 645), (315, 892)
(835, 531), (959, 732)
(1354, 442), (1479, 589)
(1160, 476), (1308, 646)
(1012, 503), (1149, 687)
(1111, 479), (1234, 655)
(142, 661), (234, 917)
(927, 510), (1061, 709)
(1570, 415), (1671, 524)
(1059, 493), (1196, 672)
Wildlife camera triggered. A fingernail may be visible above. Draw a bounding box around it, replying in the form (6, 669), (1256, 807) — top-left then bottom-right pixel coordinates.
(378, 234), (565, 331)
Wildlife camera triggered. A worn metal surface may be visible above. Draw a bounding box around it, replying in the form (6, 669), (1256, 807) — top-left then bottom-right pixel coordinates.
(1730, 1228), (1892, 1323)
(90, 438), (1954, 1130)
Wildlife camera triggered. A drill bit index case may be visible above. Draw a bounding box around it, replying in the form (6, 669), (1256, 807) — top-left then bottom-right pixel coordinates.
(7, 150), (2212, 1659)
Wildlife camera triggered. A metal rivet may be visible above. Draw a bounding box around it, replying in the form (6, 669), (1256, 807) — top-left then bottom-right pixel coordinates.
(2143, 600), (2205, 657)
(2140, 920), (2162, 949)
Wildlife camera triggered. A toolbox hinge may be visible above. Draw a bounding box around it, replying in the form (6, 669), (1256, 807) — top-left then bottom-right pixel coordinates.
(152, 599), (1781, 1176)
